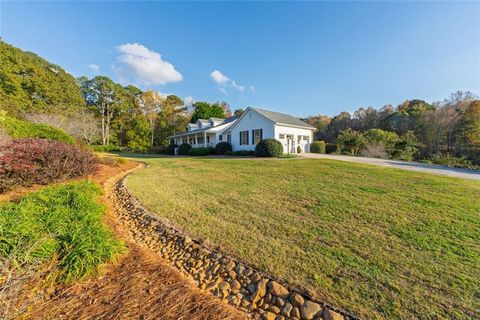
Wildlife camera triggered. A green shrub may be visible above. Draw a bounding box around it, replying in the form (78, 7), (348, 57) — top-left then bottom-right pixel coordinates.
(336, 129), (365, 155)
(255, 139), (283, 157)
(215, 142), (232, 155)
(232, 150), (255, 156)
(0, 181), (124, 283)
(165, 144), (177, 155)
(177, 143), (192, 155)
(364, 129), (399, 155)
(297, 145), (303, 153)
(326, 143), (339, 154)
(429, 153), (477, 169)
(0, 138), (98, 193)
(393, 131), (419, 161)
(0, 114), (75, 144)
(91, 145), (123, 152)
(188, 147), (215, 156)
(310, 141), (326, 154)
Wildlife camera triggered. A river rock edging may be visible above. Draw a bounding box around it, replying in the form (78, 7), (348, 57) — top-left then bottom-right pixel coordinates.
(113, 178), (358, 320)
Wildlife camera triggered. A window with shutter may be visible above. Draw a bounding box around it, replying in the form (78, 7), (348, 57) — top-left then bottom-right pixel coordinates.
(253, 129), (262, 144)
(240, 131), (249, 145)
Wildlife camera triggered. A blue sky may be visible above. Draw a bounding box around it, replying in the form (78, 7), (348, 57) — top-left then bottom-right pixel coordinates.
(1, 1), (479, 117)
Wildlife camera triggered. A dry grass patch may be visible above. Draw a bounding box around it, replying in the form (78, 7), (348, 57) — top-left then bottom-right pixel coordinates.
(125, 157), (480, 319)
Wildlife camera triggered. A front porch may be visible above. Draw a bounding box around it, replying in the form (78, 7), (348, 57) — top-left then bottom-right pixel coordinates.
(172, 132), (216, 148)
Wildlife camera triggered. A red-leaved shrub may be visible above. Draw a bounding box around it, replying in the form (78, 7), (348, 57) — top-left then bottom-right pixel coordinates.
(0, 138), (98, 192)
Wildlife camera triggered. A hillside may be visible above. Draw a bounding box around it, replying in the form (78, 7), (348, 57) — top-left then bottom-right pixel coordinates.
(0, 40), (84, 116)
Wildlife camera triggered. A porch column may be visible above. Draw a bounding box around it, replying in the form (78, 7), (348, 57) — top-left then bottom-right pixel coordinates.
(195, 134), (197, 146)
(204, 132), (207, 147)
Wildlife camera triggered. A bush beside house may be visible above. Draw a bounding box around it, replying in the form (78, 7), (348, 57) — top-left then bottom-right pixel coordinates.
(214, 142), (232, 155)
(310, 141), (326, 154)
(255, 139), (283, 157)
(177, 143), (192, 155)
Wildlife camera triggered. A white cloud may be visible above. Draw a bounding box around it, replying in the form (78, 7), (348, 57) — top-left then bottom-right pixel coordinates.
(115, 43), (182, 86)
(249, 85), (256, 92)
(211, 70), (230, 85)
(88, 64), (100, 74)
(210, 69), (248, 94)
(231, 80), (245, 92)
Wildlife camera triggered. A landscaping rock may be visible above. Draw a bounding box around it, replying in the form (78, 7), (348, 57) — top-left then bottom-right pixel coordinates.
(301, 301), (322, 320)
(322, 309), (345, 320)
(252, 278), (269, 304)
(290, 293), (304, 308)
(264, 312), (277, 320)
(268, 281), (289, 298)
(278, 302), (290, 317)
(291, 307), (301, 318)
(230, 279), (241, 291)
(218, 281), (230, 291)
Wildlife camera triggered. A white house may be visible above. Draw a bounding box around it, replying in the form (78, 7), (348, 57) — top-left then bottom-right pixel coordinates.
(168, 107), (315, 154)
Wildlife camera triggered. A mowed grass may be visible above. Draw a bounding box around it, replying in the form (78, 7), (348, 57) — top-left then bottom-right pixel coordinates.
(0, 181), (124, 283)
(125, 157), (480, 319)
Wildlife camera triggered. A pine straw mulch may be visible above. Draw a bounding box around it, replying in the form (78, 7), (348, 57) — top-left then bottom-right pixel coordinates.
(3, 160), (245, 320)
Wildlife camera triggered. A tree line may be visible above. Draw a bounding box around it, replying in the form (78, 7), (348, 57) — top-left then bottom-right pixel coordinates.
(305, 91), (480, 165)
(0, 40), (234, 152)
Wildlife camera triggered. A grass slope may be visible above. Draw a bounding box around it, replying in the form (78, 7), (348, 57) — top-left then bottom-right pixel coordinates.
(0, 181), (123, 283)
(125, 157), (480, 319)
(0, 114), (75, 144)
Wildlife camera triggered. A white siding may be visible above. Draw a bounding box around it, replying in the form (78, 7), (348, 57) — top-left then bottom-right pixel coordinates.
(274, 125), (314, 153)
(229, 109), (275, 151)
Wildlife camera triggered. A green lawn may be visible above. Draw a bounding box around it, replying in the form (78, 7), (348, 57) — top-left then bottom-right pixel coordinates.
(125, 157), (480, 319)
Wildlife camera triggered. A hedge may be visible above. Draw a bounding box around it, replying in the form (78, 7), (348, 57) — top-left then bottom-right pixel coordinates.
(188, 147), (215, 156)
(0, 115), (75, 144)
(255, 139), (283, 157)
(230, 150), (255, 156)
(310, 141), (326, 154)
(215, 142), (232, 155)
(326, 143), (339, 154)
(177, 143), (192, 155)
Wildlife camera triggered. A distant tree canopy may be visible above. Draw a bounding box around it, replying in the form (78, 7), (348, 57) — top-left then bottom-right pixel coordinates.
(307, 91), (480, 164)
(0, 40), (85, 116)
(190, 102), (225, 123)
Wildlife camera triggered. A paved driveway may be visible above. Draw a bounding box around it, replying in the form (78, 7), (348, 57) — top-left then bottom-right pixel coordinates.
(298, 153), (480, 181)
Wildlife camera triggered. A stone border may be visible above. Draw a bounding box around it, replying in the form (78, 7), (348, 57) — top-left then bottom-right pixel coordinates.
(113, 177), (359, 320)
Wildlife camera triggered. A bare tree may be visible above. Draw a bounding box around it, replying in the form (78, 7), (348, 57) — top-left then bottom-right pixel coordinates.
(142, 90), (164, 148)
(26, 111), (100, 145)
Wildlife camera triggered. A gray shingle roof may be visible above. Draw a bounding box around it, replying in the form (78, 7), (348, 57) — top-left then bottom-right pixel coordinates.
(252, 108), (314, 128)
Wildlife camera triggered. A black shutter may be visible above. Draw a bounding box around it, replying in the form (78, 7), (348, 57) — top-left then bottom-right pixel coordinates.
(252, 130), (255, 144)
(260, 129), (263, 140)
(239, 132), (242, 145)
(246, 131), (249, 145)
